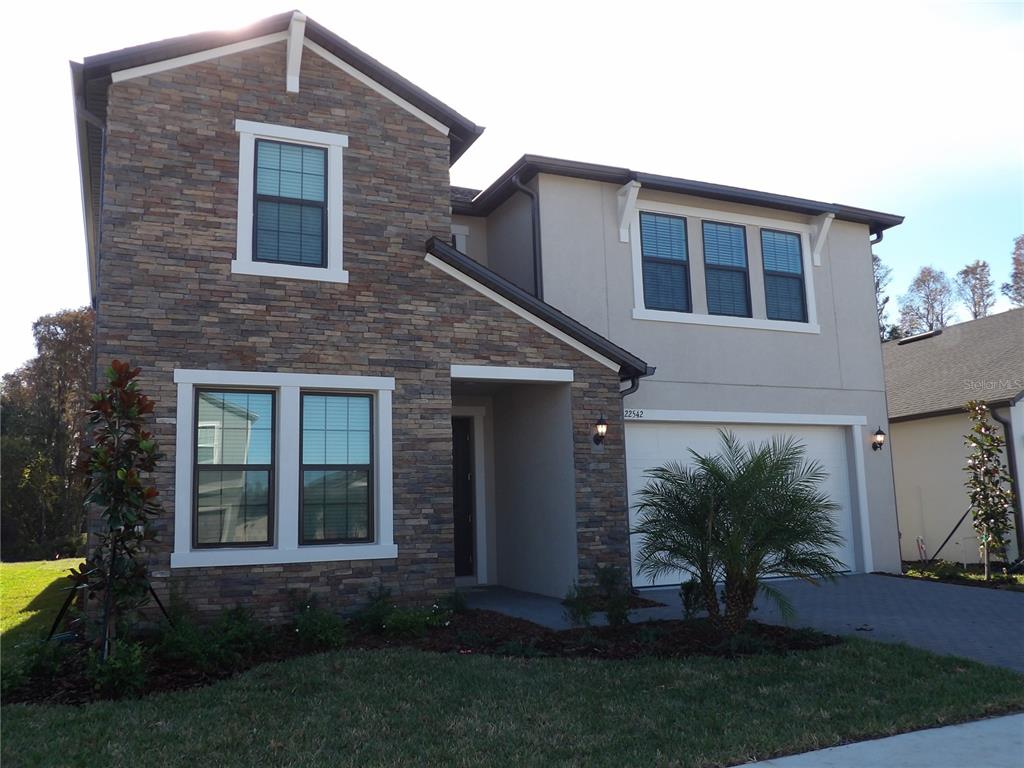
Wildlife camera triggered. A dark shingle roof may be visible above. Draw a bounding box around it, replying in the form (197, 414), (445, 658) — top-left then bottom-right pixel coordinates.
(883, 308), (1024, 421)
(451, 186), (480, 206)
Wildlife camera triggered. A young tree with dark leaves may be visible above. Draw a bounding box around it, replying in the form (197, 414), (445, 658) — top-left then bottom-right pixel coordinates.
(1002, 234), (1024, 307)
(72, 361), (163, 660)
(955, 260), (996, 319)
(899, 266), (955, 335)
(963, 401), (1015, 580)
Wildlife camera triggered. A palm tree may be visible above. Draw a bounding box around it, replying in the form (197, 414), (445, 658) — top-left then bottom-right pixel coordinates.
(633, 431), (845, 636)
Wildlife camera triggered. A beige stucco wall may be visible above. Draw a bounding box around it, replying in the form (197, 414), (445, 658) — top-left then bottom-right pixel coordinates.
(532, 173), (901, 572)
(892, 412), (1019, 564)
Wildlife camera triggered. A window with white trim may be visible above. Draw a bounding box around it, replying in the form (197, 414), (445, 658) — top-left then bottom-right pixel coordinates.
(172, 370), (396, 569)
(761, 229), (807, 322)
(232, 120), (349, 283)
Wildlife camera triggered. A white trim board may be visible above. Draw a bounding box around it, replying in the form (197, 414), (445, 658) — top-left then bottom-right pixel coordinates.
(303, 40), (449, 136)
(623, 409), (867, 426)
(425, 253), (620, 373)
(171, 368), (396, 569)
(285, 12), (306, 93)
(111, 32), (289, 82)
(451, 365), (574, 383)
(632, 308), (821, 334)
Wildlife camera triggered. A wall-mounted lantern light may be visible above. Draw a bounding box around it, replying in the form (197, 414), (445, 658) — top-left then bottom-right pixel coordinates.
(593, 415), (608, 445)
(872, 428), (887, 451)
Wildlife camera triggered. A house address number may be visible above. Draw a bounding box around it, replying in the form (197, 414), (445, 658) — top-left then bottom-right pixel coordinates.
(624, 409), (645, 419)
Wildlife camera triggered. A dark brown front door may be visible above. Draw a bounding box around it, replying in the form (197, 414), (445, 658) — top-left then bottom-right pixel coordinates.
(452, 417), (475, 577)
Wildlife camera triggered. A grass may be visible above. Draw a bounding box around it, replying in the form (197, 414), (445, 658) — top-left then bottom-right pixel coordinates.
(0, 559), (83, 674)
(2, 559), (1023, 767)
(3, 642), (1023, 767)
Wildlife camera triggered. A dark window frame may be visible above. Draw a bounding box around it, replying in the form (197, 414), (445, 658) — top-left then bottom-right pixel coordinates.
(702, 220), (753, 318)
(252, 138), (329, 269)
(760, 228), (808, 323)
(639, 211), (692, 313)
(192, 388), (276, 550)
(298, 391), (375, 546)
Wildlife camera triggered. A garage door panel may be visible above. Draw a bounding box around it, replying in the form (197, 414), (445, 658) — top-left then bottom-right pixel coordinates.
(626, 421), (856, 587)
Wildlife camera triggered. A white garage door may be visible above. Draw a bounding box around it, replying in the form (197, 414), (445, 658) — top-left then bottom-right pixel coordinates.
(626, 421), (856, 587)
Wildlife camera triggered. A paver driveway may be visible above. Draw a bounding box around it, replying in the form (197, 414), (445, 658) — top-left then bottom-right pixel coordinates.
(465, 574), (1024, 672)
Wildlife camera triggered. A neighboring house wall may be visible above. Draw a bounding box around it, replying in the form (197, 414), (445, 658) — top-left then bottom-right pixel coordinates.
(531, 172), (900, 574)
(891, 412), (1019, 564)
(93, 43), (629, 620)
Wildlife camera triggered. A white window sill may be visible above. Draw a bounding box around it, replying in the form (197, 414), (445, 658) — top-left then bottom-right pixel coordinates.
(231, 260), (350, 284)
(632, 308), (820, 335)
(171, 543), (398, 569)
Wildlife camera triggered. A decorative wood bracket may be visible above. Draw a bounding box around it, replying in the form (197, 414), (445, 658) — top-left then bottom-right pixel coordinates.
(617, 180), (641, 242)
(811, 212), (834, 267)
(286, 12), (307, 93)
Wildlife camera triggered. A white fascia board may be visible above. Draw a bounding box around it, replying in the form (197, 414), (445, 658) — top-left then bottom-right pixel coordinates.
(451, 365), (574, 383)
(173, 369), (396, 390)
(111, 32), (289, 82)
(425, 253), (620, 373)
(303, 40), (449, 136)
(286, 12), (307, 93)
(623, 409), (868, 426)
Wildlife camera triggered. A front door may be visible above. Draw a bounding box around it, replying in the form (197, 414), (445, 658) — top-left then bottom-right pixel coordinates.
(452, 417), (475, 577)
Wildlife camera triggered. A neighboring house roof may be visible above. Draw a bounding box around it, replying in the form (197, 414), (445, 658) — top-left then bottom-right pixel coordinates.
(883, 308), (1024, 421)
(451, 186), (481, 206)
(453, 155), (904, 237)
(425, 237), (653, 382)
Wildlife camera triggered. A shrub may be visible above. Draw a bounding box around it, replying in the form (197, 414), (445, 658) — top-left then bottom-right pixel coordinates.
(350, 587), (451, 638)
(932, 560), (962, 580)
(154, 606), (269, 676)
(634, 431), (844, 636)
(441, 590), (469, 614)
(595, 565), (631, 627)
(294, 604), (347, 651)
(562, 581), (593, 627)
(86, 641), (147, 699)
(680, 578), (702, 620)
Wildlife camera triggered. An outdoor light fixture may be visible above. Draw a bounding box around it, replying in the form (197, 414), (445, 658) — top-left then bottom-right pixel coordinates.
(872, 428), (887, 451)
(593, 415), (608, 445)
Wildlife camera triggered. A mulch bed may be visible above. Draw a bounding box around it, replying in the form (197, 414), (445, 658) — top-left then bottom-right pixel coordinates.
(3, 610), (838, 706)
(881, 570), (1024, 593)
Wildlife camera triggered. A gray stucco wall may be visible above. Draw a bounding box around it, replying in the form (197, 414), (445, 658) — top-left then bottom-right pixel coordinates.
(532, 173), (901, 572)
(484, 185), (536, 295)
(451, 214), (489, 266)
(492, 383), (579, 596)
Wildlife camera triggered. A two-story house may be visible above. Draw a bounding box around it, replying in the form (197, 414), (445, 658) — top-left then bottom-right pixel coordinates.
(72, 11), (903, 618)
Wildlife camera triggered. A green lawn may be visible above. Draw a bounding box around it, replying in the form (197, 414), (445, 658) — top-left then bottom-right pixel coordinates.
(2, 560), (1023, 767)
(0, 559), (82, 674)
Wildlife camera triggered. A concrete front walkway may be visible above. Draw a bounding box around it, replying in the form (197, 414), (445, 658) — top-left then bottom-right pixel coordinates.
(737, 712), (1024, 767)
(463, 574), (1024, 672)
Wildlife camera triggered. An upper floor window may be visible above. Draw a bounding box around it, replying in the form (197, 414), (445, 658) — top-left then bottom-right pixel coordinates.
(702, 221), (751, 317)
(761, 230), (807, 322)
(255, 140), (327, 267)
(640, 212), (691, 312)
(233, 120), (349, 284)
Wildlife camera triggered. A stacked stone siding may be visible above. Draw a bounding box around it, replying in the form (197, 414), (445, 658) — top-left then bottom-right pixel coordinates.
(93, 42), (631, 621)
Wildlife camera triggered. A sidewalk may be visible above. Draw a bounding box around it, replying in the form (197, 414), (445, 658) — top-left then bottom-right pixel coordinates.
(738, 713), (1024, 767)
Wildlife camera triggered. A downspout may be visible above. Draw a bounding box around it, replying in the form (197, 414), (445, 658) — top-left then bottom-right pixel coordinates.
(869, 229), (884, 246)
(991, 404), (1024, 564)
(619, 376), (640, 398)
(512, 174), (543, 300)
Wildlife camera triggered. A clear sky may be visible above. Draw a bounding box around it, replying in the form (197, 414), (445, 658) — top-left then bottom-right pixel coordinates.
(1, 0), (1021, 375)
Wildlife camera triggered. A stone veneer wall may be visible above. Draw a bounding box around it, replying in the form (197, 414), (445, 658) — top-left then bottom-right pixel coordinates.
(93, 41), (631, 621)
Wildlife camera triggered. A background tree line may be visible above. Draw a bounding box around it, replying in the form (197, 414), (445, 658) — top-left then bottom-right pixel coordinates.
(875, 233), (1024, 340)
(1, 307), (94, 561)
